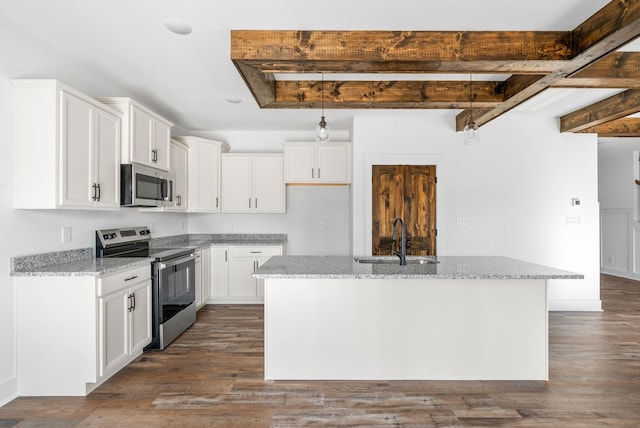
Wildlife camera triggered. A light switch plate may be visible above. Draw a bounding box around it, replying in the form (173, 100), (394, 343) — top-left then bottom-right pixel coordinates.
(62, 226), (72, 242)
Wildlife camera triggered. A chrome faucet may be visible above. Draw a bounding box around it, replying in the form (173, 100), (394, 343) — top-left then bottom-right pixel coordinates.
(392, 217), (407, 265)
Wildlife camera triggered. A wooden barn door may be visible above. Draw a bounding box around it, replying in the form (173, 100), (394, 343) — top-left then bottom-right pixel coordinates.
(372, 165), (436, 256)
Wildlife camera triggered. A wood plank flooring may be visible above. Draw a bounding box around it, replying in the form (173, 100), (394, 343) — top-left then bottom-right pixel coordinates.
(1, 274), (640, 427)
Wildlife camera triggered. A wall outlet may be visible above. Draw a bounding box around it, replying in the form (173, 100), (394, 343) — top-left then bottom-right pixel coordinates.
(566, 217), (582, 226)
(319, 221), (325, 230)
(456, 217), (469, 226)
(607, 256), (614, 263)
(61, 226), (72, 243)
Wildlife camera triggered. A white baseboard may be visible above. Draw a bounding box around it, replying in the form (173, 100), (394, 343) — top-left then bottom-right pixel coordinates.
(600, 268), (640, 281)
(548, 299), (602, 312)
(0, 376), (17, 407)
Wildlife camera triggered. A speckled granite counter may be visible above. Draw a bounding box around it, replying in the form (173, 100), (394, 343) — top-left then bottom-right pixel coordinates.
(150, 233), (287, 248)
(11, 234), (287, 277)
(9, 246), (152, 277)
(253, 255), (582, 280)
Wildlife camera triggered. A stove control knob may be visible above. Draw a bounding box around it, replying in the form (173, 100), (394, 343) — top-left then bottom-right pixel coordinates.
(110, 233), (117, 239)
(103, 234), (110, 240)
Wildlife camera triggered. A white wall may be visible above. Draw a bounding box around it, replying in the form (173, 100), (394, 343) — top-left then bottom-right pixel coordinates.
(352, 112), (601, 312)
(598, 138), (640, 279)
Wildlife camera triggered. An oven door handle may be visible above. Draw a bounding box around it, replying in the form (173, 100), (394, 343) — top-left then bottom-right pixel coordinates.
(158, 253), (197, 270)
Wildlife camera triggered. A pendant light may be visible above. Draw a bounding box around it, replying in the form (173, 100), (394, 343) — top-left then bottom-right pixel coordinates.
(463, 74), (480, 145)
(315, 73), (330, 142)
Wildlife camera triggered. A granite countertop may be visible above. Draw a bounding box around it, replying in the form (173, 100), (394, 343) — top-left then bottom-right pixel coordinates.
(150, 233), (287, 248)
(11, 256), (153, 277)
(11, 234), (287, 277)
(252, 255), (583, 280)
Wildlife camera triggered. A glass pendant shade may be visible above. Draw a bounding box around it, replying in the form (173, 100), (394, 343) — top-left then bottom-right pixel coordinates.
(463, 120), (480, 145)
(316, 116), (330, 142)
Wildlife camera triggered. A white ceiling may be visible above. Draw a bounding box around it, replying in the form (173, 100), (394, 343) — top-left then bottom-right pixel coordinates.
(0, 0), (637, 133)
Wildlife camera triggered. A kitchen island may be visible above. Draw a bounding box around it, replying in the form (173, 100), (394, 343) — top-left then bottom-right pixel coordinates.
(253, 256), (582, 381)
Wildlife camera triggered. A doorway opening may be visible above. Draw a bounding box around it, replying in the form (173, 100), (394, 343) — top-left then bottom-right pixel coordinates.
(372, 165), (437, 256)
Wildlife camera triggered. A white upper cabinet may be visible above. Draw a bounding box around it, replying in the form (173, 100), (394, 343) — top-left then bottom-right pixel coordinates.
(166, 140), (188, 212)
(283, 142), (352, 184)
(96, 97), (173, 171)
(13, 79), (121, 210)
(221, 153), (285, 213)
(172, 136), (230, 213)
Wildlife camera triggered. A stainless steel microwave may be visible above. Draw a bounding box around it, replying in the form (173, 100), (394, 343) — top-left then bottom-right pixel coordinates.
(121, 163), (173, 207)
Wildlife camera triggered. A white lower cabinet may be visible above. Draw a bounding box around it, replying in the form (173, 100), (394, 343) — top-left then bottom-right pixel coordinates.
(210, 247), (230, 300)
(16, 264), (151, 396)
(98, 271), (152, 378)
(195, 247), (211, 310)
(209, 245), (282, 304)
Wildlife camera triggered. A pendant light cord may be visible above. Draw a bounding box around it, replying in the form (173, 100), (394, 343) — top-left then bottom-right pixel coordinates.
(469, 73), (473, 123)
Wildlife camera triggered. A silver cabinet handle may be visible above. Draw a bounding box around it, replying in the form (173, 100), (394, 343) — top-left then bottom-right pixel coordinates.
(124, 275), (138, 282)
(176, 195), (181, 206)
(225, 250), (227, 262)
(311, 168), (314, 178)
(250, 251), (262, 254)
(318, 169), (321, 179)
(216, 197), (219, 208)
(255, 198), (258, 209)
(91, 183), (98, 201)
(96, 183), (101, 201)
(131, 292), (136, 311)
(249, 198), (251, 208)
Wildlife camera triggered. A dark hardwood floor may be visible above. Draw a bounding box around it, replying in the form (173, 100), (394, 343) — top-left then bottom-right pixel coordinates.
(1, 274), (639, 427)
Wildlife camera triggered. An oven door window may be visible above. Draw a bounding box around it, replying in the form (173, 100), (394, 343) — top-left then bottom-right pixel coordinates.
(136, 173), (170, 202)
(158, 259), (195, 323)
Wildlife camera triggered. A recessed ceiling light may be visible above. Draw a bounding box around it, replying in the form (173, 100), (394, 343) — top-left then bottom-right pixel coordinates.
(226, 98), (242, 104)
(164, 19), (192, 35)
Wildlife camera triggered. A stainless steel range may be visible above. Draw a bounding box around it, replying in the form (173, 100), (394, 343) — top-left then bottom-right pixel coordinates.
(96, 227), (196, 350)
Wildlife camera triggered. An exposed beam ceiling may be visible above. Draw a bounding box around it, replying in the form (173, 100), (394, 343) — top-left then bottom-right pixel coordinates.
(231, 0), (640, 137)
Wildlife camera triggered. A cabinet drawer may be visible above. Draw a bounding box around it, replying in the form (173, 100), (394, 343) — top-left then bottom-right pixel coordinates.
(230, 246), (282, 258)
(97, 265), (152, 296)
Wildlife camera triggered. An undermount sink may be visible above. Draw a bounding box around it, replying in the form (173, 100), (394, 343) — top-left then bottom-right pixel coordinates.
(354, 256), (439, 265)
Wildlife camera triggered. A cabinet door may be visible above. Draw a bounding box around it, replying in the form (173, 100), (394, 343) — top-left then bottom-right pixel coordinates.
(254, 155), (285, 213)
(195, 251), (202, 307)
(197, 142), (221, 212)
(99, 289), (129, 377)
(230, 257), (257, 297)
(210, 247), (229, 298)
(284, 144), (315, 183)
(317, 144), (350, 183)
(131, 105), (154, 166)
(129, 280), (152, 356)
(221, 155), (252, 212)
(168, 142), (188, 211)
(153, 119), (171, 171)
(60, 91), (92, 208)
(201, 247), (211, 304)
(93, 108), (121, 209)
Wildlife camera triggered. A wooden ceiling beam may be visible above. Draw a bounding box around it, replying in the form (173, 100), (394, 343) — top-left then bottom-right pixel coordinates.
(270, 80), (505, 109)
(577, 117), (640, 137)
(553, 52), (640, 88)
(231, 1), (640, 136)
(560, 89), (640, 133)
(461, 0), (640, 130)
(231, 30), (572, 63)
